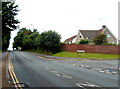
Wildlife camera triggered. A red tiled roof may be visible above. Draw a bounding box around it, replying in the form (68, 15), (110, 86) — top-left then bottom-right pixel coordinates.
(64, 35), (77, 42)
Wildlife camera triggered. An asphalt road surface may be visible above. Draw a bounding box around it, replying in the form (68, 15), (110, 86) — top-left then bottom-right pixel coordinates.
(7, 51), (119, 88)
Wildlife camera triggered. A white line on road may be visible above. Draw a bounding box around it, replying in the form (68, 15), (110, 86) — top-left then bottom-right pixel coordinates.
(99, 70), (105, 73)
(19, 53), (31, 60)
(76, 83), (86, 89)
(106, 72), (112, 74)
(46, 68), (60, 77)
(55, 74), (60, 76)
(73, 64), (76, 66)
(111, 71), (117, 74)
(104, 70), (110, 72)
(62, 75), (72, 79)
(76, 82), (100, 88)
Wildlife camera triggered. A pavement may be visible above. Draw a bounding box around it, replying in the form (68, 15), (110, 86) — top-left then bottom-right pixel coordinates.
(6, 51), (119, 88)
(0, 52), (9, 88)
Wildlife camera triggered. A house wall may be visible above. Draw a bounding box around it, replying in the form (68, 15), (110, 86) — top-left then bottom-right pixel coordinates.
(61, 44), (119, 54)
(104, 29), (117, 43)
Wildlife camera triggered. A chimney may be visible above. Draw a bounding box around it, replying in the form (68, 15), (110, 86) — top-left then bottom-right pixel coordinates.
(102, 25), (106, 29)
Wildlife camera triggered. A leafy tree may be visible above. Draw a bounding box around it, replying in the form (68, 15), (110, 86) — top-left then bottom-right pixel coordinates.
(29, 32), (39, 49)
(38, 30), (61, 53)
(13, 28), (32, 50)
(13, 28), (39, 50)
(2, 2), (19, 50)
(34, 34), (41, 50)
(93, 34), (107, 45)
(79, 39), (89, 44)
(13, 29), (61, 53)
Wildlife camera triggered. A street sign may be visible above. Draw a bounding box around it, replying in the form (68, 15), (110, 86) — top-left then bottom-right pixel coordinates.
(77, 50), (85, 53)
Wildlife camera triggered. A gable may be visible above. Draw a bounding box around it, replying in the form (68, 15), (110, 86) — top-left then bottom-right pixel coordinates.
(103, 28), (117, 43)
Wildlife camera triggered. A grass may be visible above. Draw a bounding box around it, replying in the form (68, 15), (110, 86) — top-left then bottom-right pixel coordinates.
(52, 51), (119, 59)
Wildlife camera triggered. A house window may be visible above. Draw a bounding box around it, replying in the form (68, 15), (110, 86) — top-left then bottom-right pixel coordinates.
(80, 36), (81, 38)
(107, 34), (111, 38)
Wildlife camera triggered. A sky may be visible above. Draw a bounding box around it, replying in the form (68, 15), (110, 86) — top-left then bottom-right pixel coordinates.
(8, 0), (119, 50)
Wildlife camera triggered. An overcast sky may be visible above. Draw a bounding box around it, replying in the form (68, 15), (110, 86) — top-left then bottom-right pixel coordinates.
(8, 0), (119, 50)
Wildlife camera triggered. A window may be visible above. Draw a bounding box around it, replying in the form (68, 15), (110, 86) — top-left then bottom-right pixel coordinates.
(107, 34), (111, 38)
(80, 36), (81, 38)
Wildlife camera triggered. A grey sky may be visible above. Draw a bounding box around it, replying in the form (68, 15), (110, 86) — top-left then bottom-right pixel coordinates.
(8, 0), (119, 50)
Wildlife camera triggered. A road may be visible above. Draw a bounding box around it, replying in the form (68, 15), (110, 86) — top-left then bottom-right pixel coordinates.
(5, 51), (119, 88)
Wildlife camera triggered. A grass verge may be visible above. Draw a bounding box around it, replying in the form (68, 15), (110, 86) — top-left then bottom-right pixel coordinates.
(52, 51), (119, 59)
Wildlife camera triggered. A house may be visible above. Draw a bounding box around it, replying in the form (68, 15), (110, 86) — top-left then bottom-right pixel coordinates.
(64, 35), (77, 44)
(64, 25), (117, 44)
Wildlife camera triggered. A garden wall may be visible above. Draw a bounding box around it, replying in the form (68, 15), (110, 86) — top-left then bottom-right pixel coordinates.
(61, 44), (120, 54)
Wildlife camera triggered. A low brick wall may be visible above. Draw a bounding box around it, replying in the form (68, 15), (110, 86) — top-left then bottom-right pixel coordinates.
(61, 44), (120, 54)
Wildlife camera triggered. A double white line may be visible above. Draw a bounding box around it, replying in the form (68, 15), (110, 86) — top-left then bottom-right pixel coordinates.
(8, 59), (22, 89)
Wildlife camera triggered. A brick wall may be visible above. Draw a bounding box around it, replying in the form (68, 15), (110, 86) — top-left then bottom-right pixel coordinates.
(61, 44), (120, 54)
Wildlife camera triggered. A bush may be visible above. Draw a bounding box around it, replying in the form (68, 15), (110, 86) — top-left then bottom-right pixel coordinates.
(79, 39), (89, 44)
(38, 30), (61, 53)
(93, 34), (107, 45)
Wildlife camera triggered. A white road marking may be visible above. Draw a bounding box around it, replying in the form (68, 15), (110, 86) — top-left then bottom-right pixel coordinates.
(62, 75), (72, 79)
(27, 58), (31, 60)
(111, 71), (117, 74)
(106, 72), (112, 74)
(85, 66), (91, 69)
(76, 82), (100, 88)
(76, 83), (85, 89)
(99, 70), (104, 73)
(104, 70), (110, 72)
(85, 66), (90, 68)
(46, 68), (60, 77)
(55, 74), (60, 76)
(51, 71), (58, 73)
(73, 64), (76, 66)
(19, 53), (31, 61)
(81, 65), (84, 67)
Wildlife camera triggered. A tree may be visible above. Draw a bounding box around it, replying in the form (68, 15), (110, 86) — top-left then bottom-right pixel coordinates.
(79, 39), (89, 44)
(93, 34), (107, 45)
(13, 29), (61, 53)
(2, 2), (19, 50)
(13, 28), (32, 50)
(38, 30), (61, 53)
(13, 28), (39, 50)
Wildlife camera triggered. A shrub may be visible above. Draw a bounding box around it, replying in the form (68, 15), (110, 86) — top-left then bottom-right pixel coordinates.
(38, 30), (61, 53)
(93, 34), (107, 45)
(79, 39), (89, 44)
